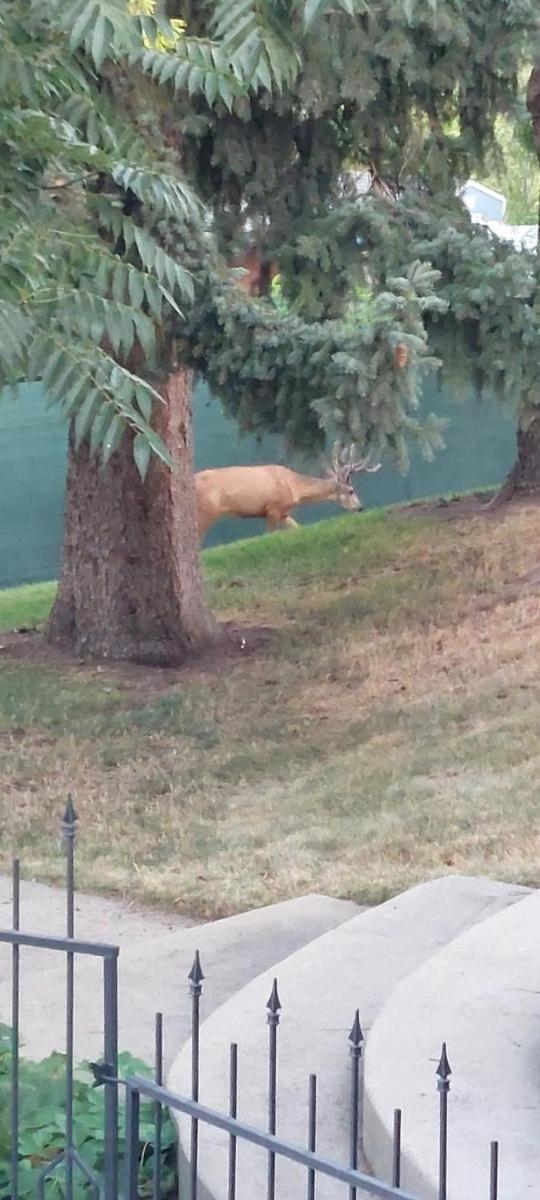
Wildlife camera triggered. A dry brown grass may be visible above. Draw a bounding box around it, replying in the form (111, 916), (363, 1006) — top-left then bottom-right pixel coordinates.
(1, 498), (540, 917)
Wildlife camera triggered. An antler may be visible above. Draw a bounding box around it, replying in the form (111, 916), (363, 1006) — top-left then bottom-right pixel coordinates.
(331, 440), (342, 476)
(349, 447), (382, 474)
(331, 440), (381, 478)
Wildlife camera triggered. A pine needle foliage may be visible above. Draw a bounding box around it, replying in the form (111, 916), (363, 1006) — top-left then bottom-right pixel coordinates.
(173, 0), (540, 447)
(3, 0), (540, 478)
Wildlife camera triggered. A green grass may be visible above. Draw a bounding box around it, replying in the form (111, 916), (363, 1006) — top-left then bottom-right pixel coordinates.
(0, 581), (56, 633)
(0, 510), (406, 631)
(1, 502), (539, 916)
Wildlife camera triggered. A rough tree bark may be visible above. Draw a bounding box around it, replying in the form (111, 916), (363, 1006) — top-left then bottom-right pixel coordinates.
(48, 368), (219, 663)
(233, 246), (278, 296)
(496, 414), (540, 499)
(495, 65), (540, 502)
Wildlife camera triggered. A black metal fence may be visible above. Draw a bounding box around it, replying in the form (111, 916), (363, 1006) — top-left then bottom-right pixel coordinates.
(0, 805), (502, 1200)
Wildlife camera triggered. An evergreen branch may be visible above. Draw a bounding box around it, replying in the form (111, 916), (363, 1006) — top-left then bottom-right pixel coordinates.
(138, 41), (244, 110)
(211, 0), (300, 91)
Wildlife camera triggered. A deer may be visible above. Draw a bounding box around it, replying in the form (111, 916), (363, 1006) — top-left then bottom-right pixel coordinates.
(195, 442), (381, 541)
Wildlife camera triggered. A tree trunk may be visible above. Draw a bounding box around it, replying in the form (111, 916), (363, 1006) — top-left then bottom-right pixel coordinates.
(496, 66), (540, 504)
(48, 368), (219, 663)
(527, 65), (540, 156)
(501, 415), (540, 497)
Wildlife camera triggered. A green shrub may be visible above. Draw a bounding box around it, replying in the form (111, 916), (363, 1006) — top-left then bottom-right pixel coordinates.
(0, 1026), (176, 1199)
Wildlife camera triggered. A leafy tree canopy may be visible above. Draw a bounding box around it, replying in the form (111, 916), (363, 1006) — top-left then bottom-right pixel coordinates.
(1, 0), (540, 475)
(175, 0), (538, 272)
(168, 0), (540, 450)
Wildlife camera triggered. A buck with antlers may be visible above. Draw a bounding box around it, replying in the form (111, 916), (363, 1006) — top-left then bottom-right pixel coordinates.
(195, 442), (381, 541)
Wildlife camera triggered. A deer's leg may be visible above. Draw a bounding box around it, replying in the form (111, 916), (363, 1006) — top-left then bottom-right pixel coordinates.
(266, 508), (298, 532)
(197, 507), (217, 542)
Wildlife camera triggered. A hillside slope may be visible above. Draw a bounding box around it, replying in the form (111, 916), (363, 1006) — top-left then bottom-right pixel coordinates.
(1, 499), (539, 916)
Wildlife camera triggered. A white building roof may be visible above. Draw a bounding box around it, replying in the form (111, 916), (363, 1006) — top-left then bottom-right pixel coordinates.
(459, 178), (507, 218)
(469, 212), (538, 252)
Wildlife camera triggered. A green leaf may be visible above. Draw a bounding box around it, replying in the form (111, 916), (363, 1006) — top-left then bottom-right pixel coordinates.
(255, 54), (272, 92)
(101, 413), (125, 463)
(128, 269), (145, 309)
(303, 0), (327, 29)
(68, 0), (98, 51)
(118, 307), (136, 357)
(144, 425), (172, 466)
(134, 311), (156, 358)
(204, 69), (219, 107)
(133, 432), (151, 480)
(74, 391), (100, 447)
(144, 277), (163, 320)
(91, 13), (108, 70)
(135, 385), (153, 421)
(61, 378), (88, 418)
(112, 263), (127, 304)
(218, 75), (235, 110)
(89, 405), (114, 456)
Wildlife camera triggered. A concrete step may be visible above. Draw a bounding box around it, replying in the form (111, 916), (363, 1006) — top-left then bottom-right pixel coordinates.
(168, 876), (530, 1200)
(364, 888), (540, 1200)
(0, 874), (359, 1067)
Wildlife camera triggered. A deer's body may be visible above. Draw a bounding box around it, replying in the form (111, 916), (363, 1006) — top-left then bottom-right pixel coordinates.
(195, 465), (343, 539)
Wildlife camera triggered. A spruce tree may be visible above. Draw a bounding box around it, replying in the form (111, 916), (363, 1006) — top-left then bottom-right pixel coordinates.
(2, 1), (539, 661)
(502, 61), (540, 497)
(171, 0), (540, 491)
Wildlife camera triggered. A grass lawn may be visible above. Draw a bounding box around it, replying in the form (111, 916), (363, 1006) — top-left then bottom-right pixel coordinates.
(1, 499), (540, 918)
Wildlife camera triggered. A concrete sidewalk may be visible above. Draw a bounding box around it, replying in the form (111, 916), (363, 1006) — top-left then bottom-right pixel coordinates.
(364, 886), (540, 1200)
(0, 874), (359, 1068)
(170, 876), (530, 1200)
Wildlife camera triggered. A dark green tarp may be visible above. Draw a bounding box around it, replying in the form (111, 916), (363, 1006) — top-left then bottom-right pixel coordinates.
(0, 378), (516, 588)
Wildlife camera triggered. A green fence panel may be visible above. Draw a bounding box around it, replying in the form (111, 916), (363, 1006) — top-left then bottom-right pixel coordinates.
(0, 384), (67, 590)
(0, 377), (516, 589)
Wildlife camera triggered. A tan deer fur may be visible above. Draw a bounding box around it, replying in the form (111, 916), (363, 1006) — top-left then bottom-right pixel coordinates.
(195, 443), (381, 541)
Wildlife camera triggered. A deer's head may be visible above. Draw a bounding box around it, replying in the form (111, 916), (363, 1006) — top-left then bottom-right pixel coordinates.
(329, 441), (381, 511)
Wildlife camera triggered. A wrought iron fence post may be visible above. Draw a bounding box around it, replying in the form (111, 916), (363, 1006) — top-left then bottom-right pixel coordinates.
(228, 1043), (238, 1200)
(348, 1010), (364, 1200)
(266, 979), (282, 1200)
(307, 1073), (317, 1200)
(103, 954), (119, 1200)
(124, 1085), (141, 1200)
(436, 1043), (451, 1200)
(62, 798), (77, 1200)
(153, 1013), (163, 1200)
(10, 858), (20, 1200)
(189, 950), (204, 1200)
(392, 1110), (402, 1189)
(490, 1141), (499, 1200)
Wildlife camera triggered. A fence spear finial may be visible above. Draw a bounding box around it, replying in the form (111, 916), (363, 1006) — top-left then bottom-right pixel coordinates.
(436, 1042), (452, 1088)
(188, 950), (204, 992)
(266, 978), (282, 1019)
(62, 795), (77, 831)
(348, 1009), (364, 1057)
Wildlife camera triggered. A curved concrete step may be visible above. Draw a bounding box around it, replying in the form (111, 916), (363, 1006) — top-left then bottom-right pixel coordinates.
(169, 876), (529, 1200)
(0, 878), (358, 1066)
(364, 888), (540, 1200)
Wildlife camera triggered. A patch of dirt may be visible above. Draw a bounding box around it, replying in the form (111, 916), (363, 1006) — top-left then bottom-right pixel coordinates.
(303, 590), (540, 724)
(397, 493), (540, 601)
(0, 621), (275, 699)
(398, 491), (540, 523)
